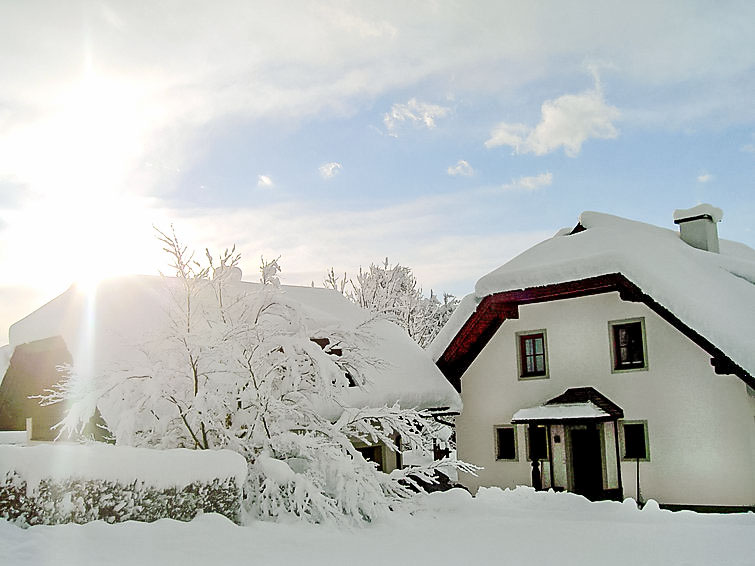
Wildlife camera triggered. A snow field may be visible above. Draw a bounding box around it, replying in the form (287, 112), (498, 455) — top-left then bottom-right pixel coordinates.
(1, 486), (753, 566)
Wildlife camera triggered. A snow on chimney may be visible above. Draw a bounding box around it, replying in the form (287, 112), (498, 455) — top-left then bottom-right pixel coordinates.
(673, 204), (723, 253)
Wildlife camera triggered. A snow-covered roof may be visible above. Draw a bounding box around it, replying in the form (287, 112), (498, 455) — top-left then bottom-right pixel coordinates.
(430, 210), (755, 381)
(3, 275), (461, 413)
(512, 402), (609, 422)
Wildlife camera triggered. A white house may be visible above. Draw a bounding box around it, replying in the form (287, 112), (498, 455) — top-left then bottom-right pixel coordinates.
(0, 272), (461, 472)
(430, 205), (755, 510)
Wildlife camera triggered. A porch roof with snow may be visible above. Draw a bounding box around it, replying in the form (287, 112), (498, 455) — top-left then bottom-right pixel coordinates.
(512, 388), (624, 424)
(1, 275), (461, 414)
(429, 210), (755, 391)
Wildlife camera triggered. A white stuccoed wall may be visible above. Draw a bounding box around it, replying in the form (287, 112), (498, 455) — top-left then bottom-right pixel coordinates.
(456, 291), (755, 507)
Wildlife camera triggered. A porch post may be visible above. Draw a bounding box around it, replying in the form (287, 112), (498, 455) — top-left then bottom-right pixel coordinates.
(547, 423), (555, 489)
(613, 420), (623, 495)
(528, 424), (542, 491)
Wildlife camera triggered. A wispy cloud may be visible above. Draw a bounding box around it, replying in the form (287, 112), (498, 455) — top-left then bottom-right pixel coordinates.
(384, 98), (450, 136)
(159, 192), (551, 299)
(319, 162), (343, 179)
(503, 172), (553, 191)
(447, 160), (474, 177)
(486, 75), (620, 157)
(257, 175), (274, 188)
(697, 172), (713, 183)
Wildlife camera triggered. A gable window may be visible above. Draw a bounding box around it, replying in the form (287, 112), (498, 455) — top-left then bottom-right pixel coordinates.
(494, 425), (518, 461)
(517, 330), (548, 379)
(311, 337), (356, 386)
(609, 318), (647, 372)
(621, 421), (650, 461)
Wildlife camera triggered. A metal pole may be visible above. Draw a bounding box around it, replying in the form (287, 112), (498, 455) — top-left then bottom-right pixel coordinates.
(636, 457), (642, 507)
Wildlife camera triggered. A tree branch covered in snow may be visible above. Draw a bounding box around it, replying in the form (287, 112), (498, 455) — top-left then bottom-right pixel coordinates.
(323, 259), (459, 349)
(43, 232), (471, 525)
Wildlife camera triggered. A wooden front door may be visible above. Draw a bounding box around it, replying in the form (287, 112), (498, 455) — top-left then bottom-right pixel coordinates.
(569, 423), (603, 500)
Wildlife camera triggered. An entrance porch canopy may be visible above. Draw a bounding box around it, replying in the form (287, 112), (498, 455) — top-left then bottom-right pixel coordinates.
(512, 387), (624, 424)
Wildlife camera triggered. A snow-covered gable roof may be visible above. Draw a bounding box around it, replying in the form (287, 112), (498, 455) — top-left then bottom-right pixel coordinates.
(3, 275), (461, 413)
(430, 210), (755, 387)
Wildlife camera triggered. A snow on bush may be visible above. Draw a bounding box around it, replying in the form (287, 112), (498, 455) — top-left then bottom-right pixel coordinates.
(0, 444), (246, 526)
(44, 230), (475, 525)
(324, 259), (459, 349)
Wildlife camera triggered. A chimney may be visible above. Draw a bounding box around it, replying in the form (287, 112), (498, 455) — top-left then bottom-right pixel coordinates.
(673, 204), (723, 253)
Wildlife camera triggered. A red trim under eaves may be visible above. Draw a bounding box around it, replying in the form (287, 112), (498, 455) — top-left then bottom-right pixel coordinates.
(436, 273), (754, 391)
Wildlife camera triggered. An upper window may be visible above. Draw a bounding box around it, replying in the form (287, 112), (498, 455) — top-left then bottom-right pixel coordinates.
(609, 318), (647, 372)
(517, 330), (548, 379)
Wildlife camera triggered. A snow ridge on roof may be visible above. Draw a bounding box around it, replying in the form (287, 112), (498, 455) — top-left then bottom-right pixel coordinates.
(430, 211), (755, 378)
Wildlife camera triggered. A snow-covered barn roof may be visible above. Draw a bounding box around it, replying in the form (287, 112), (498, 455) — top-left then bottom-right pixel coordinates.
(2, 275), (461, 413)
(430, 209), (755, 389)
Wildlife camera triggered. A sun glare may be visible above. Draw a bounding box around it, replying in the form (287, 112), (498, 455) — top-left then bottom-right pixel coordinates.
(5, 190), (167, 305)
(0, 70), (171, 298)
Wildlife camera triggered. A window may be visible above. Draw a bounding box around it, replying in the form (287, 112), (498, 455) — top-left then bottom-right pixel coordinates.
(356, 444), (385, 471)
(495, 425), (518, 461)
(517, 330), (548, 379)
(526, 424), (549, 461)
(621, 421), (650, 461)
(609, 318), (647, 371)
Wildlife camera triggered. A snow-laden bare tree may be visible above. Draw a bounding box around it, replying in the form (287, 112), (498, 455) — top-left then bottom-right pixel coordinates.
(324, 259), (459, 349)
(46, 230), (473, 524)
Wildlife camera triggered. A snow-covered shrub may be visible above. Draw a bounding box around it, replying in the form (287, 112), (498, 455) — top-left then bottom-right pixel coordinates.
(324, 259), (459, 349)
(0, 444), (246, 526)
(45, 230), (473, 525)
(0, 474), (241, 526)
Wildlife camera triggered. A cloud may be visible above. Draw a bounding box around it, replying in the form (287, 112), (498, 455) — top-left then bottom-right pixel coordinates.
(447, 160), (474, 177)
(154, 191), (551, 301)
(741, 144), (755, 154)
(0, 2), (748, 207)
(503, 172), (553, 191)
(319, 162), (343, 179)
(697, 172), (713, 183)
(257, 175), (274, 188)
(384, 98), (450, 136)
(486, 77), (620, 157)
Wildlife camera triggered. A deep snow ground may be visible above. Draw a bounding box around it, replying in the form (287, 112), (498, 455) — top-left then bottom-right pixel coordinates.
(2, 487), (753, 566)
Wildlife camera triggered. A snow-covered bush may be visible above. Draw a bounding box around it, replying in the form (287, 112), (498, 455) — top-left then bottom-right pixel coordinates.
(0, 444), (246, 526)
(45, 230), (473, 525)
(324, 259), (459, 349)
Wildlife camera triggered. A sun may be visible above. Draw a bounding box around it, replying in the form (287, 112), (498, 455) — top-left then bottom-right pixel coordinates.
(2, 71), (171, 296)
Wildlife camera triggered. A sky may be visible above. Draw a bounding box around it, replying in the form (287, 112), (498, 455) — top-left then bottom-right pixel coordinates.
(0, 0), (753, 343)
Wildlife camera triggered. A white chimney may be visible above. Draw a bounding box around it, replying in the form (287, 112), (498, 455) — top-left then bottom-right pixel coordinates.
(673, 204), (723, 253)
